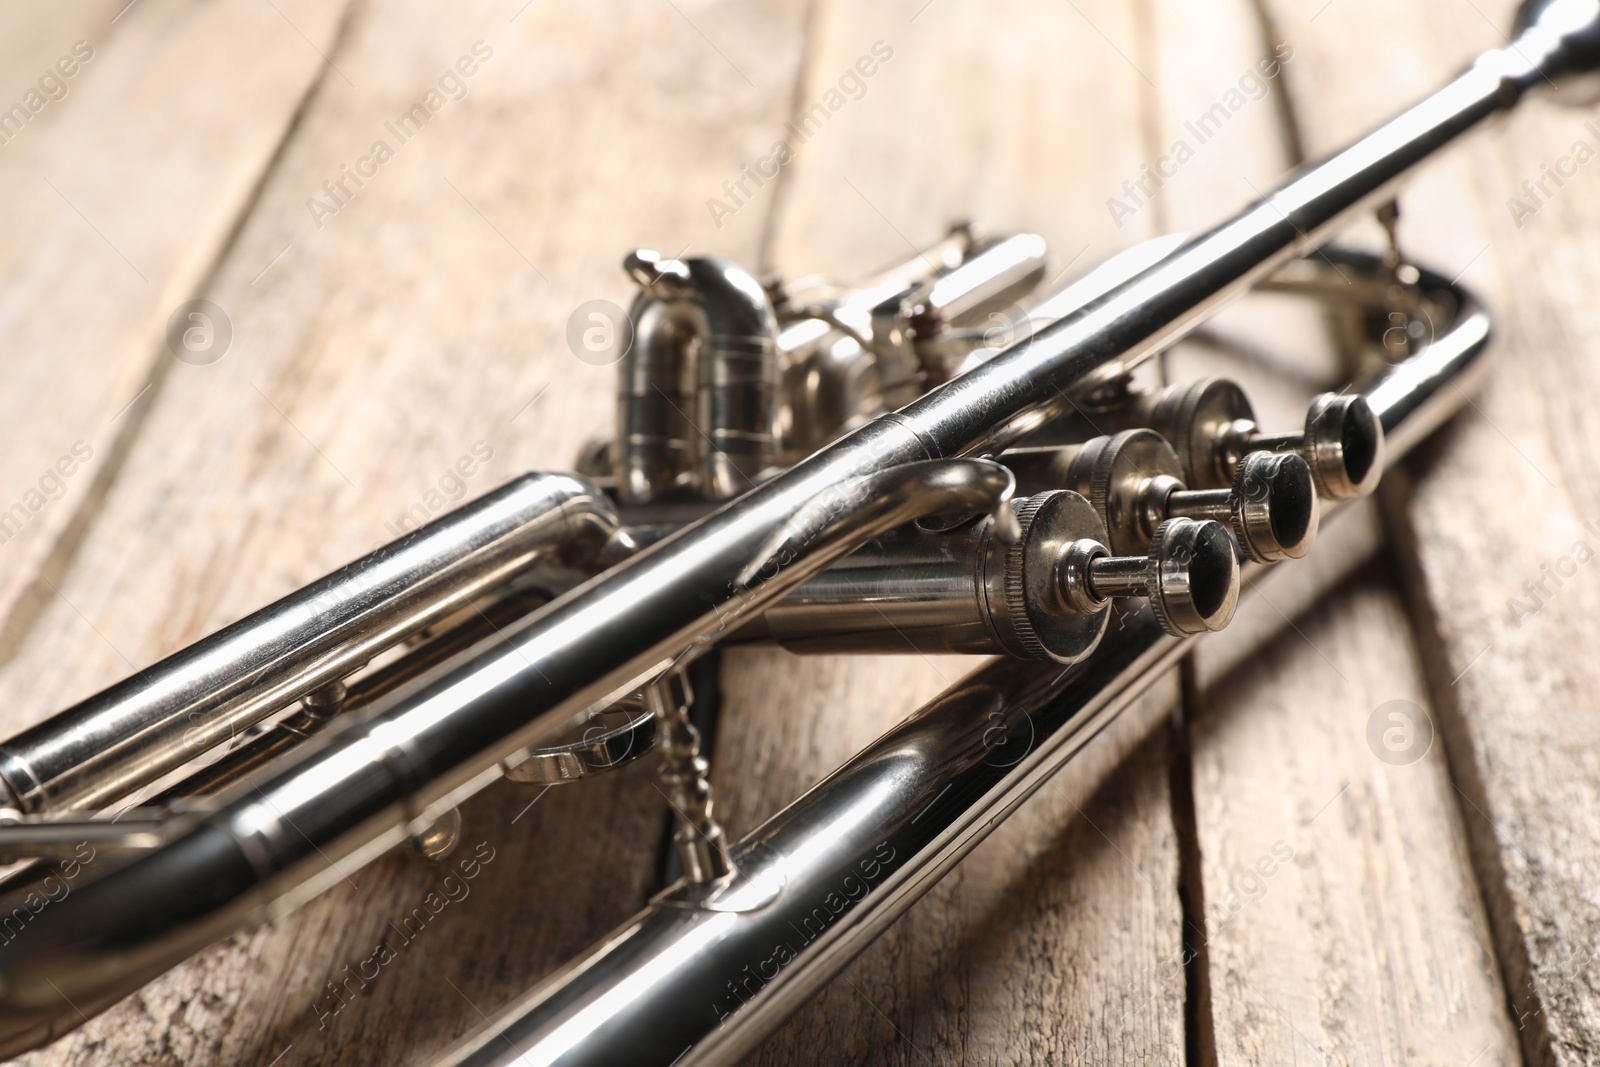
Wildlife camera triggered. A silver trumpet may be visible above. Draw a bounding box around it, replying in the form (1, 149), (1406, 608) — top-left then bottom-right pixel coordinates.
(0, 1), (1594, 1062)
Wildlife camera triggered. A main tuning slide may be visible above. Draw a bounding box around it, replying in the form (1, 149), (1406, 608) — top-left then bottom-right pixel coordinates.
(0, 2), (1589, 1064)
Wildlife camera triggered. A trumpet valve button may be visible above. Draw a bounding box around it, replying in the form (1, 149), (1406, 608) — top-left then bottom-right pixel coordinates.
(1301, 393), (1384, 499)
(1144, 518), (1240, 635)
(1081, 518), (1240, 636)
(1228, 450), (1319, 562)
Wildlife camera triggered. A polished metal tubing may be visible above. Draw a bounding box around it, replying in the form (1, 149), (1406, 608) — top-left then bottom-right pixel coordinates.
(1083, 553), (1152, 597)
(445, 630), (1189, 1067)
(614, 295), (698, 504)
(0, 460), (1013, 1054)
(740, 527), (996, 656)
(1164, 488), (1233, 524)
(146, 588), (551, 805)
(436, 252), (1497, 1067)
(0, 814), (172, 860)
(616, 254), (781, 503)
(685, 258), (783, 501)
(0, 473), (623, 816)
(839, 225), (974, 309)
(620, 254), (783, 502)
(909, 233), (1050, 378)
(916, 232), (1048, 327)
(0, 3), (1580, 1046)
(888, 17), (1582, 458)
(1349, 251), (1495, 453)
(780, 231), (1036, 453)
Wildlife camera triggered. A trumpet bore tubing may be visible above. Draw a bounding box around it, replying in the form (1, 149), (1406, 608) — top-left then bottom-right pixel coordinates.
(0, 472), (623, 817)
(0, 1), (1577, 1049)
(615, 255), (781, 504)
(0, 460), (1015, 1054)
(438, 256), (1494, 1067)
(914, 232), (1048, 328)
(743, 526), (1004, 656)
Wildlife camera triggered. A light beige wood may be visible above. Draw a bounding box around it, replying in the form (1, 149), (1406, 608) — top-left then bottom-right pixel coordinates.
(1145, 1), (1523, 1061)
(2, 0), (1586, 1063)
(0, 0), (352, 663)
(1263, 0), (1600, 1061)
(725, 0), (1190, 1061)
(1191, 508), (1521, 1065)
(0, 1), (812, 1064)
(1148, 0), (1342, 429)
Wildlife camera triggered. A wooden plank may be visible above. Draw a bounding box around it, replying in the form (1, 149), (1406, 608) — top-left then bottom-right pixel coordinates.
(2, 1), (813, 1064)
(1145, 1), (1523, 1061)
(2, 3), (1553, 1067)
(0, 0), (353, 662)
(0, 3), (117, 102)
(1262, 0), (1600, 1061)
(719, 0), (1190, 1061)
(1191, 508), (1522, 1064)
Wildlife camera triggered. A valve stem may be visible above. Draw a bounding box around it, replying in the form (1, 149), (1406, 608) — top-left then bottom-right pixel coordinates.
(1054, 516), (1241, 636)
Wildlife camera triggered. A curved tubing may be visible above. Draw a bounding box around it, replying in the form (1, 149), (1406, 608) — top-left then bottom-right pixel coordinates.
(613, 255), (781, 503)
(437, 254), (1495, 1067)
(0, 2), (1587, 1052)
(0, 460), (1014, 1053)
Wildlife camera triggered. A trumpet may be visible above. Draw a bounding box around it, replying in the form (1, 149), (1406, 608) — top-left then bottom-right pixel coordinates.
(0, 1), (1593, 1063)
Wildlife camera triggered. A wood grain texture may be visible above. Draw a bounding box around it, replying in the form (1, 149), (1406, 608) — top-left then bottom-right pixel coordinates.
(0, 0), (352, 659)
(1263, 0), (1600, 1061)
(1147, 0), (1341, 432)
(1191, 510), (1521, 1065)
(724, 0), (1192, 1061)
(3, 0), (1590, 1064)
(0, 0), (811, 1063)
(1146, 0), (1524, 1061)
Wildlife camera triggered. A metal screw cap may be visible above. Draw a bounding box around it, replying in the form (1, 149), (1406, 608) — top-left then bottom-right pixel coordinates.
(1143, 377), (1255, 489)
(1080, 429), (1184, 555)
(986, 492), (1111, 665)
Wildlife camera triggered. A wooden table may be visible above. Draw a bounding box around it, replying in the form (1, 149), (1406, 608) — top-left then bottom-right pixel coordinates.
(0, 0), (1594, 1063)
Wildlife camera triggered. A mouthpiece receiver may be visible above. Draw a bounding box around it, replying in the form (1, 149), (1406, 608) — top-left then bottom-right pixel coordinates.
(1056, 516), (1241, 637)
